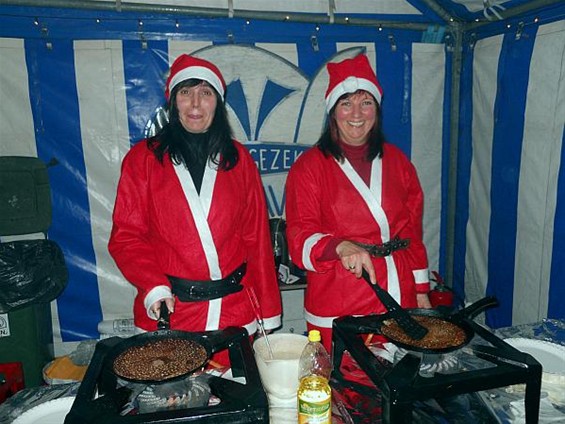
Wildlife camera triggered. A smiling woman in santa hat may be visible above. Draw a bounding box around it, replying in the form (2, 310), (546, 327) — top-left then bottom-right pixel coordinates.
(108, 54), (282, 366)
(285, 53), (432, 352)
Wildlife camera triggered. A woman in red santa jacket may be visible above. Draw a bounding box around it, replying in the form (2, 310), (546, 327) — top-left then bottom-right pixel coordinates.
(109, 54), (282, 366)
(285, 53), (431, 352)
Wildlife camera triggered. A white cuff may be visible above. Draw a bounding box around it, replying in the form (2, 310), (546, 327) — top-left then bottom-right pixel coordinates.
(144, 285), (173, 320)
(302, 233), (329, 271)
(262, 315), (282, 330)
(413, 268), (429, 285)
(304, 310), (337, 329)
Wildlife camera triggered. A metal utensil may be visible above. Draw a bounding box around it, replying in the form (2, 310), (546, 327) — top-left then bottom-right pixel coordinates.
(246, 287), (274, 359)
(361, 269), (428, 340)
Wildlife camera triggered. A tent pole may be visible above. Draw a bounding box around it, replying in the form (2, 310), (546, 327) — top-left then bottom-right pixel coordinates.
(466, 0), (562, 30)
(418, 0), (454, 23)
(445, 22), (463, 288)
(0, 0), (431, 30)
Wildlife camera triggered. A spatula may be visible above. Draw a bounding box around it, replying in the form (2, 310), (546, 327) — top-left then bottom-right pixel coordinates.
(361, 269), (428, 340)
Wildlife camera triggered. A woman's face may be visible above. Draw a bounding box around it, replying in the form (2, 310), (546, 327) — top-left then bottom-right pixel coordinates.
(334, 91), (377, 146)
(175, 81), (217, 133)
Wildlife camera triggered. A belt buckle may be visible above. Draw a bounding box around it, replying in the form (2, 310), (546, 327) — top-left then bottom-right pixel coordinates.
(189, 285), (199, 298)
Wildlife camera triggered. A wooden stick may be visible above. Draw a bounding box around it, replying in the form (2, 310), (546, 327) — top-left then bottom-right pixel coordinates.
(208, 359), (223, 369)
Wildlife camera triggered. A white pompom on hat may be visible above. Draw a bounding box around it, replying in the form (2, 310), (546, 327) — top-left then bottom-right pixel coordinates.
(325, 54), (383, 113)
(165, 54), (226, 101)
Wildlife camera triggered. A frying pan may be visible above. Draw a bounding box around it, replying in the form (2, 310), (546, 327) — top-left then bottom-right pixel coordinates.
(103, 329), (214, 385)
(361, 269), (428, 340)
(378, 296), (499, 354)
(103, 303), (213, 384)
(106, 330), (212, 384)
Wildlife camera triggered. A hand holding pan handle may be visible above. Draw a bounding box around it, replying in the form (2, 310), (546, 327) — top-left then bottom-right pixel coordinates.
(361, 269), (428, 340)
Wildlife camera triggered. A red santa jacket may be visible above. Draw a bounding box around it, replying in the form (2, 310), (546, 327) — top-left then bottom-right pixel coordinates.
(285, 142), (429, 329)
(109, 139), (282, 333)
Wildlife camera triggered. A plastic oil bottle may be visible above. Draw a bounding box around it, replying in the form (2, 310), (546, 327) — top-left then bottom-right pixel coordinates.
(297, 329), (332, 424)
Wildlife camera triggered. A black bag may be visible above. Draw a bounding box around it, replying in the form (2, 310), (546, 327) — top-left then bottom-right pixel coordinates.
(0, 156), (52, 236)
(0, 239), (69, 313)
(0, 156), (68, 313)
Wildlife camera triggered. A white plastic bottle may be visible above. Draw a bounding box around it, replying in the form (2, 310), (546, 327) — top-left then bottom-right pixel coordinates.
(297, 329), (332, 424)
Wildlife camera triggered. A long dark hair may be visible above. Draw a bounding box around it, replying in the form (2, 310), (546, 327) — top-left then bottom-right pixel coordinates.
(316, 90), (385, 162)
(147, 79), (238, 171)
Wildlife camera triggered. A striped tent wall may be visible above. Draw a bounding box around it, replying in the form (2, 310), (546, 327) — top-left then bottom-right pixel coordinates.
(453, 18), (565, 328)
(1, 7), (563, 352)
(0, 16), (446, 350)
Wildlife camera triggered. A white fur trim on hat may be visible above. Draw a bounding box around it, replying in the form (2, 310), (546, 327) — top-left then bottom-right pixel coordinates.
(325, 76), (382, 113)
(168, 65), (225, 100)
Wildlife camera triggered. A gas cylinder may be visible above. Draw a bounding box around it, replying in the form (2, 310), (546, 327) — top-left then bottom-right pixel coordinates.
(428, 271), (454, 308)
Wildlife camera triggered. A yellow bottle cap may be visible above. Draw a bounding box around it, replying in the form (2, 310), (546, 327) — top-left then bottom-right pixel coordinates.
(308, 329), (321, 342)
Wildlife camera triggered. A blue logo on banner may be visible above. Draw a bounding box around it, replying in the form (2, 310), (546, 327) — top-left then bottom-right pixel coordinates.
(245, 142), (309, 175)
(244, 142), (310, 217)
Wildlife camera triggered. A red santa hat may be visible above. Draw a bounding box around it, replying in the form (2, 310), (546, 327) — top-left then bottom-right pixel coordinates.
(165, 54), (226, 101)
(325, 54), (383, 113)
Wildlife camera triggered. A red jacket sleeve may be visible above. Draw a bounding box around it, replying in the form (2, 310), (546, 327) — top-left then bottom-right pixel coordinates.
(108, 143), (171, 299)
(285, 149), (337, 273)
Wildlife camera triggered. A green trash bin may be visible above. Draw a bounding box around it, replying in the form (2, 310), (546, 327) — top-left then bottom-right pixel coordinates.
(0, 157), (67, 388)
(0, 302), (54, 387)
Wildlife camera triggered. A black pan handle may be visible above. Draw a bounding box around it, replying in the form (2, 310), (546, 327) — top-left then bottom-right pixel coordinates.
(454, 296), (499, 320)
(157, 300), (170, 330)
(361, 269), (428, 340)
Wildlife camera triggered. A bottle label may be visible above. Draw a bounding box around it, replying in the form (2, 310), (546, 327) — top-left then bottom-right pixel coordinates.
(298, 398), (331, 423)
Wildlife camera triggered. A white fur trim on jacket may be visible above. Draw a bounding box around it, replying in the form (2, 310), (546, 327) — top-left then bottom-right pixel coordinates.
(302, 233), (329, 271)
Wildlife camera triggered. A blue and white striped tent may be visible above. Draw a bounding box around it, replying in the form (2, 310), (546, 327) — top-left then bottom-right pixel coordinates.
(0, 0), (563, 352)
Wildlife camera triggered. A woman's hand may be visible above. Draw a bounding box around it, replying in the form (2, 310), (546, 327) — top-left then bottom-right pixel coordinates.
(336, 240), (376, 283)
(150, 297), (175, 319)
(417, 293), (432, 309)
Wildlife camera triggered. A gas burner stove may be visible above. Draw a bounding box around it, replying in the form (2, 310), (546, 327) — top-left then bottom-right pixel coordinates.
(122, 372), (212, 414)
(64, 327), (268, 423)
(331, 313), (543, 424)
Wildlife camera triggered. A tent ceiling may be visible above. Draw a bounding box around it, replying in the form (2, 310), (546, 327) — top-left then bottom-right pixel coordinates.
(0, 0), (561, 29)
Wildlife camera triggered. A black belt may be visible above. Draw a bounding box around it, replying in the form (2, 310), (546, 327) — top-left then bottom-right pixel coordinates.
(354, 236), (410, 257)
(168, 263), (246, 302)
